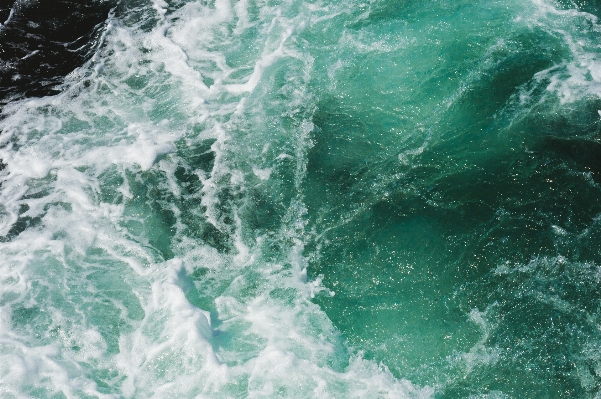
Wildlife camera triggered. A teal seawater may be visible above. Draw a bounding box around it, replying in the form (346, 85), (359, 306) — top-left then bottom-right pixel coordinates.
(1, 0), (601, 397)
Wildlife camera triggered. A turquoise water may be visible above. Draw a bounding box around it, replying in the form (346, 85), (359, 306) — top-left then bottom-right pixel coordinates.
(1, 0), (601, 397)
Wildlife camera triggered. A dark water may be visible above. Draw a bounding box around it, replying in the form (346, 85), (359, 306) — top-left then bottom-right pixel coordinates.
(0, 0), (114, 103)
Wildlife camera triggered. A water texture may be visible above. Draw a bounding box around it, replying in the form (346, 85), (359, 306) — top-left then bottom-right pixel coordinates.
(0, 0), (115, 103)
(1, 0), (601, 397)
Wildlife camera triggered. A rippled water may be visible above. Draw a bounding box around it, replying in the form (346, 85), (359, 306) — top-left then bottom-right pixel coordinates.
(1, 0), (601, 397)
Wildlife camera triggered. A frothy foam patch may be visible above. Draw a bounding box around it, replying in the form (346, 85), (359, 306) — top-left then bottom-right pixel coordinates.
(112, 238), (433, 398)
(84, 123), (177, 171)
(527, 0), (601, 103)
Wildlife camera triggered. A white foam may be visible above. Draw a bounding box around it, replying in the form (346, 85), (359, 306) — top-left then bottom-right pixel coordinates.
(526, 0), (601, 104)
(252, 166), (272, 180)
(224, 27), (292, 94)
(198, 123), (232, 229)
(84, 124), (177, 171)
(116, 258), (223, 398)
(234, 0), (254, 34)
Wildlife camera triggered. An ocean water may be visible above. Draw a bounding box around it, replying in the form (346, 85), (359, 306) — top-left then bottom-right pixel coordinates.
(1, 0), (601, 397)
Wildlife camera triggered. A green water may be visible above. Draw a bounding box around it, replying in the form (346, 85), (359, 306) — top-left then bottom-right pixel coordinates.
(302, 0), (601, 395)
(1, 0), (601, 397)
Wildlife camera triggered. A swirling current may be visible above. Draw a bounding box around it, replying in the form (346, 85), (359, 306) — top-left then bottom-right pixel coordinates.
(1, 0), (601, 397)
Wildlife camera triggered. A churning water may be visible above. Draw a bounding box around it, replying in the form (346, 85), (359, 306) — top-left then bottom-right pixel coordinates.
(2, 0), (601, 397)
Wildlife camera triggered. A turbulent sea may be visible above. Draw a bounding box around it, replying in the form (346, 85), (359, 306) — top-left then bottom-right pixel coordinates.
(2, 0), (601, 397)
